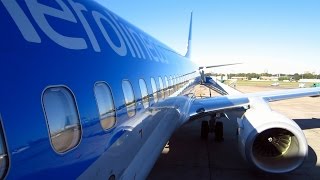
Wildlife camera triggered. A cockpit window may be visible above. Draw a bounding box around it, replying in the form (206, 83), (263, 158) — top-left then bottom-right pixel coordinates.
(42, 86), (81, 153)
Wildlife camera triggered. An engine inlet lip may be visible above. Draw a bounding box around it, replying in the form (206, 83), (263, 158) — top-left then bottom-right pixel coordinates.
(245, 122), (308, 173)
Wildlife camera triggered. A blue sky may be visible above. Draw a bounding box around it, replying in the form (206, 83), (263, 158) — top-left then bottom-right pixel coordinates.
(95, 0), (320, 74)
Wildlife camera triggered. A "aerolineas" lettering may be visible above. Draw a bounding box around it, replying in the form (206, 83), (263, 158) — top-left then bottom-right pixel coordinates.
(1, 0), (168, 63)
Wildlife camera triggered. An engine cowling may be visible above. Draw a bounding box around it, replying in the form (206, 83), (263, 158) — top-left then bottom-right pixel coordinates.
(237, 101), (308, 173)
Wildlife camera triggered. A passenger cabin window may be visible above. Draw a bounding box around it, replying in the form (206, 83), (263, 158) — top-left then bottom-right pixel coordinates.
(173, 75), (176, 92)
(151, 77), (158, 102)
(94, 82), (116, 130)
(122, 80), (136, 117)
(0, 120), (8, 179)
(42, 87), (81, 153)
(139, 79), (149, 108)
(169, 76), (173, 95)
(164, 76), (169, 97)
(177, 76), (180, 89)
(158, 77), (164, 99)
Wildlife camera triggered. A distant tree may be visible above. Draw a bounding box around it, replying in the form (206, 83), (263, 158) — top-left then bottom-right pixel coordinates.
(261, 73), (272, 77)
(303, 73), (317, 79)
(216, 72), (320, 80)
(249, 73), (259, 79)
(293, 73), (300, 81)
(279, 76), (289, 81)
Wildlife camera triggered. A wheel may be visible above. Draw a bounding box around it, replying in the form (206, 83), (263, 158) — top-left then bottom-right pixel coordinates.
(215, 121), (224, 142)
(201, 121), (209, 140)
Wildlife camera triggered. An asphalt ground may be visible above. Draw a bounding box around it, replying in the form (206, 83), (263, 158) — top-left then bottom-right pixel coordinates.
(148, 85), (320, 180)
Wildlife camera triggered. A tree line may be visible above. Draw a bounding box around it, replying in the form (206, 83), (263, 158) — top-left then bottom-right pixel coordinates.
(208, 73), (319, 81)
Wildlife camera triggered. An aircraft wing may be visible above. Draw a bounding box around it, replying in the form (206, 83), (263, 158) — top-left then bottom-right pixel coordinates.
(189, 78), (320, 117)
(189, 96), (250, 117)
(239, 87), (320, 102)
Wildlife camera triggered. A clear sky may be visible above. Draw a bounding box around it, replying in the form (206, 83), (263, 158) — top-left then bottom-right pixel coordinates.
(95, 0), (320, 74)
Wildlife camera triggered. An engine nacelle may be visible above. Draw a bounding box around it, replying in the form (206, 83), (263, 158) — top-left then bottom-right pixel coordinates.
(237, 104), (308, 173)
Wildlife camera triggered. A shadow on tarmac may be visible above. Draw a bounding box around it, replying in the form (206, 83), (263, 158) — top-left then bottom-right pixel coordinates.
(148, 116), (320, 180)
(294, 118), (320, 130)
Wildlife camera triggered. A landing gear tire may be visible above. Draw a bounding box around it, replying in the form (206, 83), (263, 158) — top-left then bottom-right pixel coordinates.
(208, 117), (216, 133)
(215, 121), (224, 142)
(201, 121), (209, 140)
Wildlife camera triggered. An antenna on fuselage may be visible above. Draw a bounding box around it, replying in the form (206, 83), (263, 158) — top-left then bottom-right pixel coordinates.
(185, 12), (193, 58)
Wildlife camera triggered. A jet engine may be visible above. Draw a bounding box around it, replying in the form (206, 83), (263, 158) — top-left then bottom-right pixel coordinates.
(237, 99), (308, 173)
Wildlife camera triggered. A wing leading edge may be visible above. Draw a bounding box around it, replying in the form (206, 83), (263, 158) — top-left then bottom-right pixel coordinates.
(189, 78), (320, 118)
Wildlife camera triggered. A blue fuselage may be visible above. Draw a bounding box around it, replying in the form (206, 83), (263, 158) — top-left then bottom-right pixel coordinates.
(0, 0), (197, 179)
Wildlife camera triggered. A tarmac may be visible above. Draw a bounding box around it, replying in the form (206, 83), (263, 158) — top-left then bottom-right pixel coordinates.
(148, 85), (320, 180)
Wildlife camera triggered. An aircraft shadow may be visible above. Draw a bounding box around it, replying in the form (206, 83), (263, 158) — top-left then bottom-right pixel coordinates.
(294, 118), (320, 130)
(148, 116), (320, 180)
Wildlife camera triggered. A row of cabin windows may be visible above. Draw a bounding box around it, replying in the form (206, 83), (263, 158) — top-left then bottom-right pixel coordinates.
(0, 73), (194, 179)
(42, 75), (191, 153)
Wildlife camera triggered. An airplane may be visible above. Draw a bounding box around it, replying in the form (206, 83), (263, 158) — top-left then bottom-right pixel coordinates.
(0, 0), (320, 179)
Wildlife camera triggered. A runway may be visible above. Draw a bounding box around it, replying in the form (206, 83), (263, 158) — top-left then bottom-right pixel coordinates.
(148, 85), (320, 180)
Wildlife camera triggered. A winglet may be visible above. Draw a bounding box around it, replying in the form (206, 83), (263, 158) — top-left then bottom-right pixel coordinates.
(185, 12), (193, 58)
